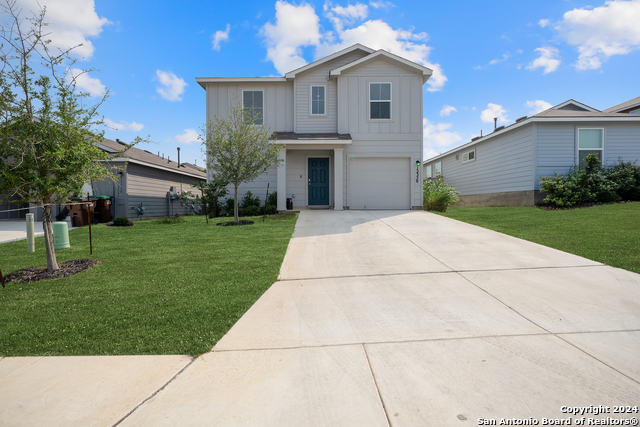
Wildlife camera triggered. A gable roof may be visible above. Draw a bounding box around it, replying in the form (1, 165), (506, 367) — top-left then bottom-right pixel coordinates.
(603, 96), (640, 113)
(552, 99), (599, 112)
(98, 138), (206, 179)
(329, 49), (433, 83)
(284, 44), (375, 79)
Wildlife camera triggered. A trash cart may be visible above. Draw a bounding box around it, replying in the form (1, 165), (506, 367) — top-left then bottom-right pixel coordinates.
(93, 195), (112, 223)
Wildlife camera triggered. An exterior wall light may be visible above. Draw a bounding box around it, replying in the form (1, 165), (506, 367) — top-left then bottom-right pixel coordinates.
(415, 160), (421, 183)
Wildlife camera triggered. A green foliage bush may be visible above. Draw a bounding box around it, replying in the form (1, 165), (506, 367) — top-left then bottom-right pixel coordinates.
(539, 154), (639, 207)
(423, 178), (460, 212)
(241, 191), (261, 208)
(112, 217), (131, 226)
(241, 205), (259, 216)
(266, 191), (277, 207)
(263, 204), (277, 215)
(225, 198), (235, 215)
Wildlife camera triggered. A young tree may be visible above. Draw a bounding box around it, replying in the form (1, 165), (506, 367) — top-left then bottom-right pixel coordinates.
(0, 1), (137, 271)
(202, 100), (282, 223)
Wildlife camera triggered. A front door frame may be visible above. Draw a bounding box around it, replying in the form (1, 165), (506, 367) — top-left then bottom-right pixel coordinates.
(305, 155), (332, 207)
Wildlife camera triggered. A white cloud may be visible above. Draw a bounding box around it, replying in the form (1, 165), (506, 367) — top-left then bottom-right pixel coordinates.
(526, 47), (561, 74)
(538, 19), (550, 28)
(212, 24), (230, 51)
(440, 105), (457, 117)
(261, 1), (447, 92)
(555, 0), (640, 70)
(175, 129), (199, 145)
(325, 2), (368, 31)
(480, 103), (508, 124)
(489, 52), (511, 65)
(15, 0), (110, 59)
(369, 0), (395, 9)
(104, 118), (144, 132)
(156, 70), (187, 101)
(260, 1), (321, 74)
(423, 118), (463, 160)
(67, 68), (106, 97)
(525, 100), (553, 115)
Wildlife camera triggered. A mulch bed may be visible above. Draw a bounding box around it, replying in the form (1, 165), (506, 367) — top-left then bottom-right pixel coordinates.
(216, 220), (254, 226)
(3, 259), (101, 285)
(536, 200), (634, 211)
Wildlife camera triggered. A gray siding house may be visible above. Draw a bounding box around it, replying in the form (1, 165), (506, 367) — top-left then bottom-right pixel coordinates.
(93, 138), (206, 219)
(423, 98), (640, 206)
(197, 44), (431, 211)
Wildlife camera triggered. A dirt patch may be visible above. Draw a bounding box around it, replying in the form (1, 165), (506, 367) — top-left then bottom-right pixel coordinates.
(4, 259), (101, 285)
(216, 220), (255, 226)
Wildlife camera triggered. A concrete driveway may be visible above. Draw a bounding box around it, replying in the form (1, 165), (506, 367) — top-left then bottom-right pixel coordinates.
(2, 210), (640, 426)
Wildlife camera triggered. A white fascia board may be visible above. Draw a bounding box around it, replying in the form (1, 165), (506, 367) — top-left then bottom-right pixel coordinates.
(552, 99), (599, 112)
(196, 77), (287, 89)
(424, 115), (640, 163)
(278, 139), (352, 145)
(284, 44), (375, 79)
(99, 158), (206, 179)
(330, 50), (433, 82)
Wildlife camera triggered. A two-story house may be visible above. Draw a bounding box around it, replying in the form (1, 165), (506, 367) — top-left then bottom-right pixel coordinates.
(197, 44), (432, 211)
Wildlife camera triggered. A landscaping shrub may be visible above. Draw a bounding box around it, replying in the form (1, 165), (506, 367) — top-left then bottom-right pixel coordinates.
(607, 160), (640, 201)
(540, 154), (622, 207)
(423, 178), (460, 212)
(266, 191), (277, 207)
(112, 217), (131, 226)
(241, 205), (259, 216)
(263, 204), (277, 215)
(241, 191), (261, 208)
(224, 198), (235, 215)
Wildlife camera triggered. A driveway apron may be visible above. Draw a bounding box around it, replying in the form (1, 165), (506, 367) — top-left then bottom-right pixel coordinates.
(3, 210), (640, 426)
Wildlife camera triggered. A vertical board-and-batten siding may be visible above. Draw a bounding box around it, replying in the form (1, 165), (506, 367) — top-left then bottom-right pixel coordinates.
(206, 83), (294, 132)
(429, 124), (535, 196)
(295, 50), (368, 133)
(126, 163), (204, 218)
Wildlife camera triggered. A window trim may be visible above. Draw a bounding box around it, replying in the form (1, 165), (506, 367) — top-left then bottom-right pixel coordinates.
(369, 82), (392, 121)
(462, 149), (476, 164)
(242, 89), (265, 125)
(309, 85), (327, 116)
(577, 127), (604, 166)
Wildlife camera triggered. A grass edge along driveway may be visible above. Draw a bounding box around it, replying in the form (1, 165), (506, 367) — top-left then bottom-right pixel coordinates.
(437, 203), (640, 275)
(0, 213), (298, 357)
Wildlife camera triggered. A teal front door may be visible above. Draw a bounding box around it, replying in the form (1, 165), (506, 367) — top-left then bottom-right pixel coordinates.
(308, 158), (330, 205)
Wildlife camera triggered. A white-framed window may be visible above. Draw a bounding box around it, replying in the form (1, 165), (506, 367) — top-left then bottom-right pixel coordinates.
(434, 161), (442, 176)
(310, 85), (326, 115)
(462, 149), (476, 164)
(425, 165), (432, 178)
(369, 82), (391, 120)
(242, 90), (264, 125)
(578, 128), (604, 166)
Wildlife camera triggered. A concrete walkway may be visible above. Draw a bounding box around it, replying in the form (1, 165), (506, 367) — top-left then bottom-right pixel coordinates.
(0, 219), (46, 244)
(2, 210), (640, 426)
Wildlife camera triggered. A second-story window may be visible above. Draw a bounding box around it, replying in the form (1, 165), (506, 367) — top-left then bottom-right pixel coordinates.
(311, 85), (325, 115)
(243, 90), (264, 125)
(370, 82), (391, 120)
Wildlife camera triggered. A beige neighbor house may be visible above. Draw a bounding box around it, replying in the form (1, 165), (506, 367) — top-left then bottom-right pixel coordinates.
(197, 44), (431, 211)
(423, 97), (640, 207)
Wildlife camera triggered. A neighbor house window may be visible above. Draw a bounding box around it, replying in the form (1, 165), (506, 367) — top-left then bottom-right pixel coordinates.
(434, 162), (442, 176)
(462, 149), (475, 163)
(578, 128), (603, 166)
(630, 108), (640, 115)
(311, 85), (325, 115)
(369, 82), (391, 120)
(425, 165), (432, 178)
(243, 90), (264, 125)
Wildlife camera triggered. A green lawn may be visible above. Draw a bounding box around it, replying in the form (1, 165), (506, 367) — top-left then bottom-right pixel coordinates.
(0, 213), (297, 357)
(438, 203), (640, 274)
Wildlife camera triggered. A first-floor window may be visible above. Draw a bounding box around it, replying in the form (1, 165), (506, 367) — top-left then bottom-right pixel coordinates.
(243, 90), (264, 125)
(425, 165), (432, 178)
(434, 161), (442, 176)
(578, 128), (603, 166)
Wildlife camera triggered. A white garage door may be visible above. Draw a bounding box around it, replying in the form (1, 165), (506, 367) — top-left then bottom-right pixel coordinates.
(349, 157), (411, 209)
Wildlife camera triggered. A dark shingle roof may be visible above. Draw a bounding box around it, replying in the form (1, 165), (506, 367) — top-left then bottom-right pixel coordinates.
(603, 96), (640, 113)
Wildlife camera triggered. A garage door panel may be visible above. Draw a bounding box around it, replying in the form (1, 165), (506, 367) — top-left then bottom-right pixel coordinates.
(349, 157), (411, 210)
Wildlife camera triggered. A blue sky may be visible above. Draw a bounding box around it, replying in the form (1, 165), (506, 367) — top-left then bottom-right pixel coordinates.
(12, 0), (640, 164)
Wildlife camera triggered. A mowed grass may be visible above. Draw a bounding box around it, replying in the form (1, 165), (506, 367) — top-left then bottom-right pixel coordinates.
(438, 203), (640, 274)
(0, 213), (297, 357)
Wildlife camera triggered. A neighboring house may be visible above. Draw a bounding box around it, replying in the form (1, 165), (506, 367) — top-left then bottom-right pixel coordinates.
(423, 98), (640, 207)
(92, 138), (207, 219)
(196, 44), (431, 210)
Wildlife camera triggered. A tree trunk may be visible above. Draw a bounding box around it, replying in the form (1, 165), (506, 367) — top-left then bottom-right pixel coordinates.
(42, 202), (59, 272)
(234, 184), (239, 223)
